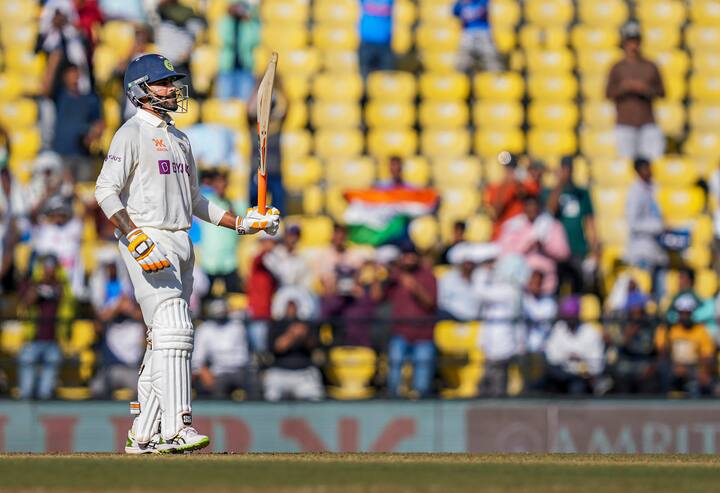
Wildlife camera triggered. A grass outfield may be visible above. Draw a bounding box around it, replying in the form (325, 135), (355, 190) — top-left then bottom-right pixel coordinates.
(1, 453), (719, 493)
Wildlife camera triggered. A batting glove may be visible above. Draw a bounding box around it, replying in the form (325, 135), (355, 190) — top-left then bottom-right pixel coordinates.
(236, 206), (280, 236)
(125, 228), (171, 273)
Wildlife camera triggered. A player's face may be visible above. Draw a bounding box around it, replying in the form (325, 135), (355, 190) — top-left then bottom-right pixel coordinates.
(147, 79), (179, 111)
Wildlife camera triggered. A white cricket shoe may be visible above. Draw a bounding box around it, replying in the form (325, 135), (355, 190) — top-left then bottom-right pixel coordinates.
(157, 427), (210, 454)
(124, 430), (163, 454)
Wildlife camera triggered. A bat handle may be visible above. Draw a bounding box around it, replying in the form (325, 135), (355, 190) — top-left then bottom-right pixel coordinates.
(257, 169), (267, 215)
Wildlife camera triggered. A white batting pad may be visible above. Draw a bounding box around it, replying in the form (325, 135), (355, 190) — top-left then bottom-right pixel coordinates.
(132, 349), (161, 444)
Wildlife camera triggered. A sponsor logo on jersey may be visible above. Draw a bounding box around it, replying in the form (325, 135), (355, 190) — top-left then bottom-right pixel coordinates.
(158, 160), (189, 175)
(105, 154), (122, 163)
(152, 138), (169, 152)
(158, 160), (171, 174)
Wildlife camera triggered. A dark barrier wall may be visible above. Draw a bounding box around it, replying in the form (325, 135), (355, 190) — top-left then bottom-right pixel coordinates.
(1, 400), (720, 453)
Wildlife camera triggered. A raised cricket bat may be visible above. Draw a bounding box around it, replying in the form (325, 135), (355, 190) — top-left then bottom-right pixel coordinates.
(256, 52), (278, 215)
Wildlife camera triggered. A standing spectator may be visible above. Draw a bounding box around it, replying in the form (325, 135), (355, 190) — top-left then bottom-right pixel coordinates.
(385, 243), (437, 398)
(375, 156), (410, 189)
(51, 64), (105, 181)
(656, 295), (716, 397)
(545, 296), (605, 395)
(608, 292), (660, 394)
(17, 255), (68, 400)
(498, 195), (570, 295)
(484, 153), (538, 239)
(438, 244), (482, 321)
(625, 158), (667, 292)
(27, 151), (74, 215)
(264, 300), (324, 401)
(453, 0), (501, 73)
(246, 235), (278, 352)
(358, 0), (395, 79)
(75, 0), (104, 50)
(439, 220), (466, 265)
(193, 298), (250, 398)
(316, 223), (366, 295)
(521, 270), (557, 392)
(606, 20), (665, 160)
(217, 0), (260, 100)
(198, 169), (241, 294)
(545, 157), (599, 293)
(247, 76), (288, 214)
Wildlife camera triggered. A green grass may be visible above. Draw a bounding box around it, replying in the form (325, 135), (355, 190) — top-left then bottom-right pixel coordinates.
(1, 454), (719, 492)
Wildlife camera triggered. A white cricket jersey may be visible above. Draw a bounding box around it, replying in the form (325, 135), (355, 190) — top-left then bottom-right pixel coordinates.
(95, 109), (224, 231)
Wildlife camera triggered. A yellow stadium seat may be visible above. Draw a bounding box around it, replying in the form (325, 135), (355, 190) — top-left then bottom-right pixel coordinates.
(100, 21), (135, 58)
(591, 187), (627, 219)
(580, 74), (608, 101)
(685, 131), (720, 158)
(519, 26), (568, 51)
(9, 128), (40, 160)
(281, 130), (312, 159)
(283, 75), (310, 100)
(692, 215), (714, 247)
(689, 103), (720, 131)
(473, 101), (524, 128)
(528, 102), (578, 130)
(409, 215), (439, 251)
(578, 0), (628, 27)
(434, 320), (483, 398)
(525, 49), (574, 74)
(683, 245), (712, 270)
(201, 98), (247, 130)
(654, 100), (686, 138)
(0, 320), (30, 356)
(282, 156), (323, 191)
(527, 130), (577, 160)
(571, 25), (620, 51)
(439, 188), (481, 220)
(432, 156), (482, 188)
(652, 156), (698, 187)
(419, 0), (455, 22)
(525, 0), (574, 27)
(315, 129), (364, 159)
(367, 71), (416, 101)
(465, 214), (493, 243)
(686, 25), (720, 53)
(69, 320), (97, 353)
(576, 49), (623, 77)
(662, 76), (687, 102)
(580, 129), (617, 159)
(527, 75), (578, 101)
(489, 0), (521, 28)
(325, 186), (348, 220)
(326, 347), (376, 400)
(690, 74), (720, 102)
(326, 157), (376, 187)
(190, 44), (219, 94)
(297, 215), (334, 248)
(690, 0), (720, 26)
(311, 101), (361, 128)
(474, 129), (524, 157)
(695, 269), (718, 298)
(103, 98), (121, 131)
(266, 48), (320, 79)
(367, 129), (417, 158)
(303, 186), (323, 216)
(260, 0), (309, 23)
(4, 51), (44, 80)
(419, 72), (470, 101)
(419, 102), (469, 129)
(0, 23), (37, 51)
(583, 101), (616, 129)
(313, 0), (359, 24)
(283, 100), (309, 131)
(261, 25), (307, 50)
(658, 187), (704, 221)
(642, 26), (681, 52)
(492, 28), (516, 54)
(420, 50), (459, 73)
(0, 98), (37, 128)
(0, 73), (24, 101)
(416, 22), (462, 51)
(694, 52), (720, 75)
(421, 129), (471, 159)
(590, 158), (633, 187)
(597, 217), (628, 245)
(313, 25), (360, 50)
(581, 294), (602, 322)
(378, 156), (431, 187)
(321, 50), (359, 73)
(473, 72), (524, 100)
(637, 0), (686, 27)
(312, 73), (363, 101)
(172, 99), (200, 129)
(365, 101), (416, 128)
(649, 50), (689, 80)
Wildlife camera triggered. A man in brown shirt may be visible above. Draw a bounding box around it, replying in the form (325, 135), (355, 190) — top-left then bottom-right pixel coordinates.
(606, 21), (665, 160)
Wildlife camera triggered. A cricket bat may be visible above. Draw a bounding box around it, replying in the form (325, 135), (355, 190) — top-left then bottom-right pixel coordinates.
(256, 52), (278, 215)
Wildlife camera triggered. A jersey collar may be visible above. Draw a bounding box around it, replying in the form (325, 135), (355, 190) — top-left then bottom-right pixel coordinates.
(136, 108), (175, 128)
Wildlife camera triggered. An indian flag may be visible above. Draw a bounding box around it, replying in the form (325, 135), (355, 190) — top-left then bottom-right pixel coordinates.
(343, 188), (439, 245)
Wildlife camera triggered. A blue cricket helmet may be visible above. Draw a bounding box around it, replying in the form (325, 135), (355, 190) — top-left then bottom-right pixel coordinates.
(124, 54), (188, 113)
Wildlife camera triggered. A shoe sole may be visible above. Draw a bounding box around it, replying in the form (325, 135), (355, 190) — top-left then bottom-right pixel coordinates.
(124, 446), (159, 455)
(158, 436), (211, 454)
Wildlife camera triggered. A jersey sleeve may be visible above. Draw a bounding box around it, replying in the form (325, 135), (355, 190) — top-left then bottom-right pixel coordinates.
(94, 126), (137, 219)
(187, 139), (226, 225)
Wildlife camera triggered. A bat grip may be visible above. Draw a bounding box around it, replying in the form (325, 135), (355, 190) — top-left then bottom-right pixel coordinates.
(257, 169), (267, 215)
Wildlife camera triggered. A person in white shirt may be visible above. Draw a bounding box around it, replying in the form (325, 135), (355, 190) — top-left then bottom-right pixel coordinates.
(94, 54), (279, 454)
(192, 298), (249, 399)
(521, 270), (558, 392)
(438, 242), (498, 321)
(545, 296), (605, 395)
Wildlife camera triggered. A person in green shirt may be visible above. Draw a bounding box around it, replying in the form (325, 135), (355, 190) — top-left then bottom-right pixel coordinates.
(546, 156), (599, 294)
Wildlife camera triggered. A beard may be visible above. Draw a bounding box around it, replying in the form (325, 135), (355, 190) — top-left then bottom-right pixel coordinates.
(158, 96), (178, 112)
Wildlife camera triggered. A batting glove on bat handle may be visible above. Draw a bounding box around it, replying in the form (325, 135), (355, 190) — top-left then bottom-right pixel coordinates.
(236, 206), (281, 236)
(125, 228), (171, 273)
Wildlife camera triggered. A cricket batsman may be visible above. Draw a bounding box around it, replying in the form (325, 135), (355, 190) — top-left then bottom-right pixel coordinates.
(94, 54), (280, 453)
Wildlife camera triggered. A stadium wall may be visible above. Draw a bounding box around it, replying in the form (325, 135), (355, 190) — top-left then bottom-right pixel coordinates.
(2, 400), (720, 454)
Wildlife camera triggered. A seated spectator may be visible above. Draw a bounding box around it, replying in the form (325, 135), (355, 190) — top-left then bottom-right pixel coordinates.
(197, 168), (241, 294)
(439, 220), (466, 265)
(656, 294), (715, 397)
(27, 151), (74, 216)
(545, 296), (605, 395)
(358, 0), (395, 79)
(316, 224), (367, 295)
(90, 295), (145, 399)
(453, 0), (501, 73)
(438, 243), (483, 321)
(192, 298), (250, 399)
(88, 248), (132, 315)
(545, 157), (599, 294)
(217, 0), (260, 100)
(498, 195), (570, 294)
(521, 270), (557, 392)
(478, 254), (528, 397)
(51, 64), (105, 181)
(666, 267), (702, 324)
(264, 300), (324, 401)
(484, 153), (539, 239)
(606, 21), (665, 160)
(608, 292), (660, 394)
(386, 243), (437, 398)
(246, 234), (278, 352)
(264, 224), (314, 290)
(375, 156), (411, 190)
(17, 255), (68, 400)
